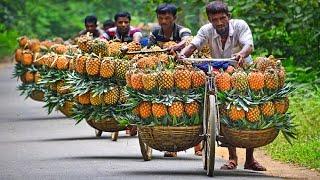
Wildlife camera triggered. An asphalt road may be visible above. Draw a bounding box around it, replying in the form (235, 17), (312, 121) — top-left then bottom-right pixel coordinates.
(0, 65), (279, 180)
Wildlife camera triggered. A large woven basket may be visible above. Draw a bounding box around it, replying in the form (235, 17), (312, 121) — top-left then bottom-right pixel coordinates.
(138, 125), (203, 152)
(30, 90), (44, 102)
(86, 118), (126, 132)
(221, 125), (279, 148)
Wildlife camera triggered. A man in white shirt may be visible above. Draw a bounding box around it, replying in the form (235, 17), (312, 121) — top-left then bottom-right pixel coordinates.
(180, 1), (266, 171)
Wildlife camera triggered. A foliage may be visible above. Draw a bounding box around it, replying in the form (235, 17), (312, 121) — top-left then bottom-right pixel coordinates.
(265, 82), (320, 170)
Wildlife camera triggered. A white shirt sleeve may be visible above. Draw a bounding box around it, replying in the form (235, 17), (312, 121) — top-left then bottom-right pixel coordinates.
(190, 25), (209, 49)
(237, 20), (254, 48)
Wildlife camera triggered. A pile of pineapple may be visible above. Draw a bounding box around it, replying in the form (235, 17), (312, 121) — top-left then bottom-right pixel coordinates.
(216, 55), (295, 141)
(126, 47), (206, 126)
(66, 34), (142, 126)
(13, 36), (55, 101)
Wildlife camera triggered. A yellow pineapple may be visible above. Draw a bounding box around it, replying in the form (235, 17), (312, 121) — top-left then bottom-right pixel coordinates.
(86, 56), (101, 76)
(274, 97), (289, 114)
(174, 66), (192, 90)
(15, 48), (23, 62)
(77, 34), (93, 53)
(56, 81), (69, 94)
(152, 103), (167, 118)
(185, 101), (200, 117)
(231, 70), (248, 91)
(21, 71), (34, 83)
(56, 55), (69, 70)
(245, 106), (261, 122)
(131, 72), (144, 90)
(215, 71), (231, 92)
(118, 87), (128, 103)
(191, 69), (206, 88)
(255, 56), (277, 72)
(247, 69), (264, 91)
(103, 87), (119, 105)
(264, 68), (279, 90)
(260, 101), (275, 117)
(114, 60), (129, 80)
(100, 58), (115, 78)
(158, 70), (174, 90)
(78, 93), (91, 105)
(75, 55), (87, 74)
(168, 101), (184, 118)
(92, 39), (108, 57)
(18, 36), (29, 48)
(108, 41), (121, 56)
(228, 105), (245, 121)
(90, 92), (103, 106)
(139, 101), (152, 119)
(141, 72), (157, 91)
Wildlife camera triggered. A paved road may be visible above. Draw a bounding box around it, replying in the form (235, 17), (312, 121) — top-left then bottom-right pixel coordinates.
(0, 65), (279, 179)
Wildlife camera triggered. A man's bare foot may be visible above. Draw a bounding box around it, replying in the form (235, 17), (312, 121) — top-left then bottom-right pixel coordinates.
(164, 152), (177, 157)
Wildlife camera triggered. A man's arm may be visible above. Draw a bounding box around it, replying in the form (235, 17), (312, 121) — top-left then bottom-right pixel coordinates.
(179, 43), (197, 58)
(133, 32), (143, 43)
(233, 44), (253, 61)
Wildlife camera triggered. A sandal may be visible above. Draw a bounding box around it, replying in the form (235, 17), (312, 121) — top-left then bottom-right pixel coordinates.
(164, 152), (177, 157)
(244, 160), (267, 171)
(220, 160), (238, 170)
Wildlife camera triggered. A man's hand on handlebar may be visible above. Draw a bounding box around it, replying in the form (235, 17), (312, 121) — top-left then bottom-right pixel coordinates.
(233, 52), (245, 67)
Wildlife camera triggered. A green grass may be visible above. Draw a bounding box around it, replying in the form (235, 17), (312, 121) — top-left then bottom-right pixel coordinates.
(0, 23), (19, 60)
(265, 79), (320, 171)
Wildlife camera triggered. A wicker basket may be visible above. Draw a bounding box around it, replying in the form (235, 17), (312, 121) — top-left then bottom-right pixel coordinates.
(86, 118), (126, 132)
(30, 90), (44, 102)
(138, 125), (203, 152)
(220, 125), (279, 148)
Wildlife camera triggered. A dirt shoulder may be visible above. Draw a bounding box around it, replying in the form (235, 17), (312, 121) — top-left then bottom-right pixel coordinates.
(216, 146), (320, 179)
(0, 56), (14, 68)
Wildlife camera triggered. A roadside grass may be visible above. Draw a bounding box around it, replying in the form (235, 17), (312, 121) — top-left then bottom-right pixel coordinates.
(265, 67), (320, 171)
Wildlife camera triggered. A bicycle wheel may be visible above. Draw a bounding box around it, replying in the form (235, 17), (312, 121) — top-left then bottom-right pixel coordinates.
(138, 133), (152, 161)
(206, 95), (217, 177)
(202, 92), (209, 170)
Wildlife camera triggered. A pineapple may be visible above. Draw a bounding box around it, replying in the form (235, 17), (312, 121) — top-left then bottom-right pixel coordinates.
(78, 93), (91, 105)
(86, 56), (101, 76)
(77, 34), (93, 53)
(276, 61), (286, 88)
(18, 36), (29, 48)
(274, 97), (289, 114)
(247, 69), (264, 91)
(264, 68), (279, 90)
(15, 48), (23, 62)
(219, 104), (228, 118)
(185, 101), (200, 117)
(61, 101), (74, 116)
(75, 55), (87, 74)
(228, 105), (245, 121)
(141, 72), (157, 91)
(40, 40), (54, 49)
(191, 69), (206, 88)
(28, 39), (41, 53)
(90, 92), (103, 106)
(158, 70), (174, 90)
(158, 53), (169, 65)
(136, 56), (156, 69)
(245, 106), (261, 122)
(260, 101), (275, 117)
(108, 41), (121, 56)
(162, 41), (177, 49)
(54, 44), (68, 54)
(215, 71), (231, 92)
(168, 101), (184, 118)
(125, 70), (133, 88)
(152, 103), (167, 118)
(231, 70), (248, 92)
(118, 87), (128, 103)
(21, 71), (34, 83)
(56, 81), (69, 94)
(124, 42), (142, 59)
(139, 101), (152, 119)
(114, 60), (129, 80)
(22, 50), (33, 66)
(92, 39), (108, 57)
(103, 87), (119, 105)
(100, 58), (115, 78)
(174, 66), (192, 90)
(255, 56), (277, 72)
(131, 72), (144, 90)
(56, 55), (69, 70)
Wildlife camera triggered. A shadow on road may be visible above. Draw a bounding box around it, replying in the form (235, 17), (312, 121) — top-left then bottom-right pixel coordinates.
(12, 116), (69, 122)
(125, 169), (277, 178)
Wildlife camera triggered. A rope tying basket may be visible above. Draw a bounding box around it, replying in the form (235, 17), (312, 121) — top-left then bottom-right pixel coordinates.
(30, 90), (44, 102)
(86, 118), (126, 132)
(221, 125), (279, 148)
(138, 125), (203, 152)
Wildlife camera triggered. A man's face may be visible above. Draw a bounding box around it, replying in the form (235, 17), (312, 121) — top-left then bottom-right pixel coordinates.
(157, 13), (176, 30)
(85, 22), (97, 33)
(208, 12), (230, 35)
(116, 17), (130, 35)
